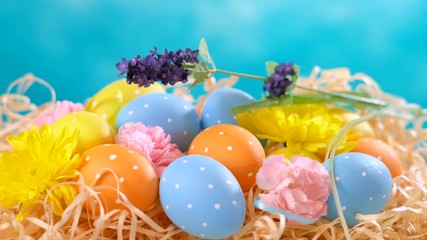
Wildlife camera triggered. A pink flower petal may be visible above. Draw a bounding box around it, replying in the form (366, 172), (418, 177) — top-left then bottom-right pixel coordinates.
(115, 122), (183, 176)
(33, 100), (84, 127)
(257, 155), (332, 220)
(256, 155), (288, 190)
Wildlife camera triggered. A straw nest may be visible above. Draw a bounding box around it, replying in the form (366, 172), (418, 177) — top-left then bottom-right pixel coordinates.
(1, 69), (426, 240)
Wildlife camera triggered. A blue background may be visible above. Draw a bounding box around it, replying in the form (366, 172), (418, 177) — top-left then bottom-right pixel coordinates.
(0, 0), (426, 106)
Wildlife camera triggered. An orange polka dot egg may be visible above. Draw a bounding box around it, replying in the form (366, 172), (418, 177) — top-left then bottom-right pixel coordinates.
(79, 144), (158, 212)
(188, 124), (265, 192)
(350, 138), (403, 178)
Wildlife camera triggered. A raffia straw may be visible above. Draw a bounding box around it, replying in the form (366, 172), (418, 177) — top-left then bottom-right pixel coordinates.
(1, 69), (427, 239)
(0, 73), (56, 151)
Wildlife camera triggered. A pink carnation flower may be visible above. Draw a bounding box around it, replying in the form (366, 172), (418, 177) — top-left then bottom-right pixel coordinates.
(115, 122), (183, 176)
(256, 155), (332, 220)
(33, 100), (84, 127)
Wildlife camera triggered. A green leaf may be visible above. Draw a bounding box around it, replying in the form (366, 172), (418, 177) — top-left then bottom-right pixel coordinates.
(189, 62), (211, 89)
(231, 96), (292, 115)
(232, 90), (387, 115)
(265, 61), (278, 76)
(291, 93), (387, 108)
(198, 38), (213, 65)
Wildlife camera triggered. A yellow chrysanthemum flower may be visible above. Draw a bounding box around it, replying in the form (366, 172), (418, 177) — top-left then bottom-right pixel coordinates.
(0, 125), (81, 220)
(236, 104), (355, 161)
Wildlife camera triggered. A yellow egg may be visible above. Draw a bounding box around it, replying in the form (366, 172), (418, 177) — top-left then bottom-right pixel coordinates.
(86, 79), (165, 125)
(53, 111), (115, 153)
(330, 108), (374, 138)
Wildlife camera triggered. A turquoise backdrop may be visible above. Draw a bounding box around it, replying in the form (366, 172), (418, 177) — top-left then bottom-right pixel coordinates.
(0, 0), (426, 106)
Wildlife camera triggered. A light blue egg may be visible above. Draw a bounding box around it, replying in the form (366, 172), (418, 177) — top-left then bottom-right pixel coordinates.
(116, 93), (201, 151)
(323, 152), (392, 226)
(159, 155), (246, 239)
(202, 88), (255, 129)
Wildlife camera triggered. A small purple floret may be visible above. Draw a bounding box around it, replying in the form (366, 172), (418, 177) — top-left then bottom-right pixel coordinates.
(264, 62), (296, 98)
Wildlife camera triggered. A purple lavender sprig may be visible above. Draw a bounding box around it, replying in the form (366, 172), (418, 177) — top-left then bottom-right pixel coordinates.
(116, 47), (199, 87)
(263, 62), (298, 98)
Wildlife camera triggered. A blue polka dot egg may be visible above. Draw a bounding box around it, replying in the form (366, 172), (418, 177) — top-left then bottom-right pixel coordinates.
(323, 152), (393, 226)
(159, 155), (246, 239)
(202, 87), (255, 129)
(116, 93), (201, 151)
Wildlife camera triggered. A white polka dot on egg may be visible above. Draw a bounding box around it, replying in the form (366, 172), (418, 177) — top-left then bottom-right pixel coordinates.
(187, 204), (192, 209)
(362, 172), (367, 177)
(119, 177), (125, 183)
(227, 146), (233, 151)
(167, 118), (172, 123)
(217, 120), (221, 124)
(175, 184), (180, 189)
(214, 203), (221, 210)
(204, 147), (209, 153)
(85, 156), (91, 161)
(208, 184), (214, 189)
(248, 172), (253, 177)
(202, 222), (208, 227)
(144, 103), (149, 108)
(133, 165), (139, 170)
(109, 154), (117, 160)
(200, 167), (206, 171)
(95, 173), (101, 179)
(135, 89), (141, 95)
(72, 118), (77, 122)
(128, 110), (133, 115)
(115, 199), (121, 204)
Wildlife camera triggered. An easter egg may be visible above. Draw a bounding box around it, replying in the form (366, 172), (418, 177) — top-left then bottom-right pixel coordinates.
(116, 93), (201, 151)
(53, 111), (115, 153)
(86, 79), (165, 125)
(160, 155), (246, 239)
(330, 108), (374, 138)
(351, 138), (402, 177)
(323, 152), (392, 226)
(201, 88), (255, 129)
(188, 124), (265, 192)
(79, 144), (158, 212)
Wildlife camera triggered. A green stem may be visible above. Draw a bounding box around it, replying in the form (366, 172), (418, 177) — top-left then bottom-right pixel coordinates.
(215, 69), (267, 81)
(296, 85), (388, 107)
(184, 63), (388, 108)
